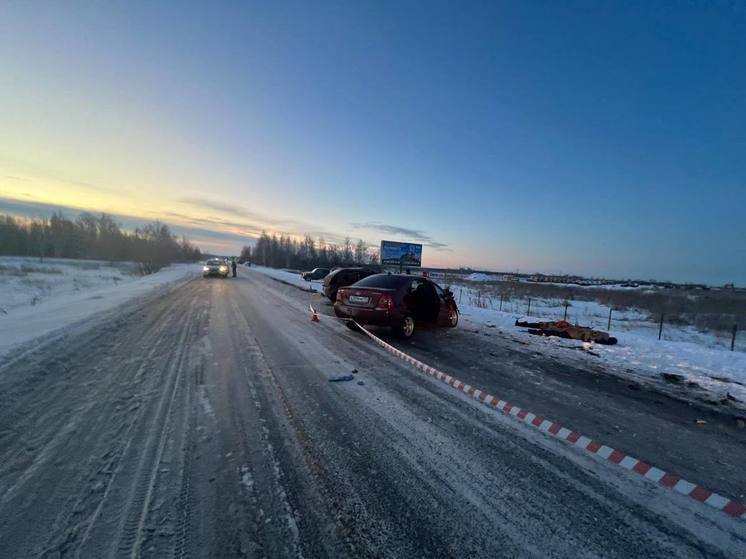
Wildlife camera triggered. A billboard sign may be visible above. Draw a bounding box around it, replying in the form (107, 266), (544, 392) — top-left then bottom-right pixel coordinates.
(380, 240), (422, 268)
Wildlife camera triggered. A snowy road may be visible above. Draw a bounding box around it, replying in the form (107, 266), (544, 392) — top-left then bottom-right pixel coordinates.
(0, 268), (744, 558)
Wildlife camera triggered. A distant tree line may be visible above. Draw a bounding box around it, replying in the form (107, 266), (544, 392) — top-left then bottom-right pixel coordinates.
(0, 213), (202, 273)
(248, 232), (378, 270)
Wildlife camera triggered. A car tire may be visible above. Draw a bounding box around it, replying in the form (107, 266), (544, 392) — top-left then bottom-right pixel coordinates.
(395, 315), (415, 339)
(448, 309), (459, 328)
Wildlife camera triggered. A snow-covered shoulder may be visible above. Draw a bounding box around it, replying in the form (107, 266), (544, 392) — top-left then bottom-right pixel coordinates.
(251, 265), (324, 291)
(0, 257), (198, 356)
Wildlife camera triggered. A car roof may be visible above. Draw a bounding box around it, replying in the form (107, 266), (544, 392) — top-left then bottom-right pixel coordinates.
(330, 266), (370, 274)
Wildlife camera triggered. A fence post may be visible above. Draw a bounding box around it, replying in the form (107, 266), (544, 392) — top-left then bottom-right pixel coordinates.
(563, 301), (569, 321)
(527, 297), (532, 317)
(658, 313), (665, 340)
(459, 288), (462, 305)
(732, 324), (738, 352)
(477, 290), (481, 307)
(607, 307), (612, 331)
(499, 294), (503, 311)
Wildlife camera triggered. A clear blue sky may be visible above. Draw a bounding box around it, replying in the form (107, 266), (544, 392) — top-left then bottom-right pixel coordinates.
(1, 1), (744, 284)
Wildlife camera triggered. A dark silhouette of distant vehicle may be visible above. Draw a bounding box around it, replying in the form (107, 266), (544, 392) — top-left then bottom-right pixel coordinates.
(334, 273), (459, 338)
(301, 268), (330, 281)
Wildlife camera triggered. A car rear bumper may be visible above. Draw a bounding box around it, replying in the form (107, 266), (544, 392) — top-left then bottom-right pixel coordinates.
(333, 303), (401, 326)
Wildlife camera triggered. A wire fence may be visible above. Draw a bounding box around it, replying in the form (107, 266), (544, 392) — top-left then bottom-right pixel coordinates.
(449, 284), (743, 353)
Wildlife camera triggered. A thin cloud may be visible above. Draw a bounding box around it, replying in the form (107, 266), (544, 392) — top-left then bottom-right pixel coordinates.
(178, 196), (304, 228)
(3, 175), (32, 183)
(351, 222), (449, 250)
(179, 197), (255, 220)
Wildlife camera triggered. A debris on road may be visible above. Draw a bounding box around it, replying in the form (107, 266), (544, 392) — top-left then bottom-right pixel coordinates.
(516, 319), (618, 345)
(695, 419), (707, 425)
(328, 375), (354, 382)
(357, 381), (365, 386)
(661, 373), (685, 383)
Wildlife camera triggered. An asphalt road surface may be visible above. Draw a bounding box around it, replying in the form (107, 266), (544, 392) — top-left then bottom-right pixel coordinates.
(0, 268), (744, 558)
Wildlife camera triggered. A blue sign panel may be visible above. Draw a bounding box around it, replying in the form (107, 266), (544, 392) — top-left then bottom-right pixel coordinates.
(380, 240), (422, 267)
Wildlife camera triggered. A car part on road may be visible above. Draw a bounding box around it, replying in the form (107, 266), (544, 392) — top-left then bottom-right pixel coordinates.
(328, 374), (354, 382)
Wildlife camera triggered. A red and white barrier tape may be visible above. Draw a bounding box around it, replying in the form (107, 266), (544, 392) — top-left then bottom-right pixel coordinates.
(309, 305), (746, 521)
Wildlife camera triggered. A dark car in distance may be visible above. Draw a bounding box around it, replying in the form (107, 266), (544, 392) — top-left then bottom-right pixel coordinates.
(322, 267), (378, 301)
(334, 273), (459, 338)
(301, 267), (330, 281)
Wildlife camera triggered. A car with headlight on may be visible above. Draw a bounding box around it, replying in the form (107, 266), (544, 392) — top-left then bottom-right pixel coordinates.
(202, 258), (229, 278)
(333, 273), (459, 338)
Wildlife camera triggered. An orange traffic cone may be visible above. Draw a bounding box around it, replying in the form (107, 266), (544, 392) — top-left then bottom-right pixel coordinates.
(311, 308), (320, 322)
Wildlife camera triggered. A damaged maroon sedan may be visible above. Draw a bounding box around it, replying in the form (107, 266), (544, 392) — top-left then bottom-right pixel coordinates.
(333, 273), (459, 338)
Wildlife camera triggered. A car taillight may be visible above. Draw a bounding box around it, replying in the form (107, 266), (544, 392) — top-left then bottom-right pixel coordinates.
(376, 294), (393, 310)
(336, 289), (346, 302)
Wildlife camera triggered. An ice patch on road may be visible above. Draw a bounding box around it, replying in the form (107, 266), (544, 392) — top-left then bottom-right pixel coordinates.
(240, 465), (254, 490)
(198, 386), (215, 417)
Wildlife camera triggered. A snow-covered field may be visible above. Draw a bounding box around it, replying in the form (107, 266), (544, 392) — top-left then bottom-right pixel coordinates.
(450, 283), (745, 402)
(459, 303), (746, 404)
(252, 265), (746, 404)
(0, 257), (198, 355)
(450, 284), (743, 351)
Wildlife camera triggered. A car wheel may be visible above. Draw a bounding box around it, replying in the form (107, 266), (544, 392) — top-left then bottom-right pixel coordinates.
(395, 315), (415, 338)
(448, 309), (459, 327)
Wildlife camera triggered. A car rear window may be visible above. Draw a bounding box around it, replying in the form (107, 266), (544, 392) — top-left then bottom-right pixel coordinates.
(353, 274), (410, 289)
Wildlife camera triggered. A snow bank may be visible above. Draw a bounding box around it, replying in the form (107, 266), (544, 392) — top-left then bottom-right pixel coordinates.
(251, 266), (325, 291)
(0, 257), (198, 355)
(463, 272), (501, 282)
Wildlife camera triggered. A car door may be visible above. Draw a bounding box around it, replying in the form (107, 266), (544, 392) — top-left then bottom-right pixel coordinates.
(402, 279), (421, 316)
(406, 279), (438, 322)
(432, 282), (452, 326)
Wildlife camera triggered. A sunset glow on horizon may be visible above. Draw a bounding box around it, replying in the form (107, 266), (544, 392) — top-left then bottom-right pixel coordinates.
(2, 2), (744, 284)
